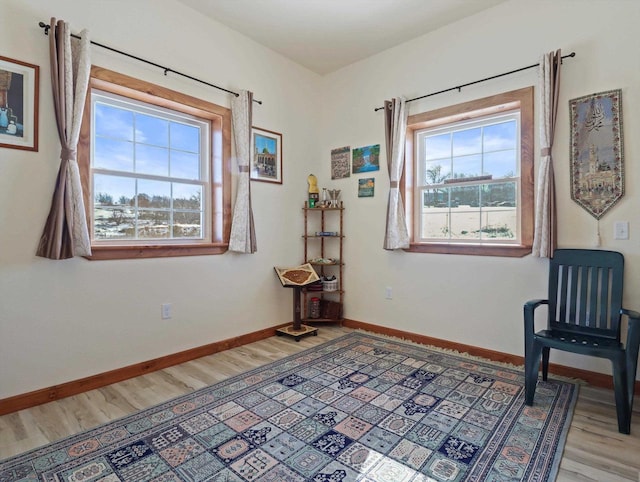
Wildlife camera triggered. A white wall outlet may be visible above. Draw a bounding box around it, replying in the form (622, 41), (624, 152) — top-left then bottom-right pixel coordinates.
(385, 287), (393, 300)
(614, 221), (629, 240)
(161, 303), (172, 319)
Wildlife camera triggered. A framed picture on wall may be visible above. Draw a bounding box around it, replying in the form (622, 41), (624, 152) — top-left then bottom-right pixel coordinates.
(0, 55), (39, 151)
(251, 126), (282, 184)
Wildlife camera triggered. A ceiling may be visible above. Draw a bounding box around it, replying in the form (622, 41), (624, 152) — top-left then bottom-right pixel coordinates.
(176, 0), (508, 75)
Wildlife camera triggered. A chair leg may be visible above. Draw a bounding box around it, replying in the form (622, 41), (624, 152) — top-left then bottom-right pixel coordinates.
(611, 355), (631, 434)
(525, 342), (543, 406)
(542, 347), (550, 381)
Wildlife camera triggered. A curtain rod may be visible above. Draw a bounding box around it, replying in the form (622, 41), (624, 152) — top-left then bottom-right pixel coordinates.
(38, 21), (262, 105)
(374, 51), (575, 112)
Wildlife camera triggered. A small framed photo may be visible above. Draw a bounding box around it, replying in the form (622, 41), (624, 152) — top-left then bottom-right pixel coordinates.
(0, 55), (39, 151)
(251, 126), (282, 184)
(358, 177), (375, 197)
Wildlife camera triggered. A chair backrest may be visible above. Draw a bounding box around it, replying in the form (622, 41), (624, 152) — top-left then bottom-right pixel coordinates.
(548, 249), (624, 340)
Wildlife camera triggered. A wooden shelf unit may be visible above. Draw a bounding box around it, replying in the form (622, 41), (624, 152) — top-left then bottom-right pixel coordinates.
(301, 201), (344, 323)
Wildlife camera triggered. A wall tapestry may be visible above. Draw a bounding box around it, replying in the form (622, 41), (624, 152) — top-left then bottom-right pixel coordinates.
(569, 89), (624, 219)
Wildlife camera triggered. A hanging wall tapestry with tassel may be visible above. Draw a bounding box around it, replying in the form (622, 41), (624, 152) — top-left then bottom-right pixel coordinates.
(569, 89), (624, 219)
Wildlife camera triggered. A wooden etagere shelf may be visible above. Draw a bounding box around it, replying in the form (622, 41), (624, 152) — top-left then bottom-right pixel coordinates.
(301, 201), (344, 323)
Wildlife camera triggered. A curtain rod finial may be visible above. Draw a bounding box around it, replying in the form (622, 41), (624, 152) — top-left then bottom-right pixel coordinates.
(38, 21), (51, 35)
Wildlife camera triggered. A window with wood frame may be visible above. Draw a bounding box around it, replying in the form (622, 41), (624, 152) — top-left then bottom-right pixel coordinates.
(404, 87), (534, 257)
(78, 66), (231, 260)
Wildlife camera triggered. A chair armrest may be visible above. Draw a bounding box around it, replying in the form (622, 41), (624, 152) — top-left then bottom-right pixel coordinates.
(524, 299), (548, 333)
(621, 308), (640, 321)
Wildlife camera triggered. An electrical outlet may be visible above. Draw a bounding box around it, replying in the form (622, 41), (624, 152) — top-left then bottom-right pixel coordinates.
(614, 221), (629, 240)
(385, 287), (393, 300)
(161, 303), (172, 319)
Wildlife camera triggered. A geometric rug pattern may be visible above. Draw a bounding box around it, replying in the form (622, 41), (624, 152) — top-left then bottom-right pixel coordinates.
(0, 332), (578, 481)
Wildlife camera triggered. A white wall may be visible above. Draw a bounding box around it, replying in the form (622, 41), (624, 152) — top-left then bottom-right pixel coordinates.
(1, 0), (639, 401)
(319, 0), (640, 376)
(0, 0), (322, 399)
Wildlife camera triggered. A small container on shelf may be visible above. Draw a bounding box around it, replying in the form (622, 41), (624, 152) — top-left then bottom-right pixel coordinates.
(322, 276), (338, 292)
(309, 297), (321, 318)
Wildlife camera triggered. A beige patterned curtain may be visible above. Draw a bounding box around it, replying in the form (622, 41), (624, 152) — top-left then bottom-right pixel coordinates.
(383, 97), (410, 250)
(229, 90), (257, 253)
(36, 18), (91, 260)
(532, 49), (562, 258)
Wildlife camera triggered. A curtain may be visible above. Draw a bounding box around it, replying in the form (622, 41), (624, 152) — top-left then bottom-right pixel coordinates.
(532, 49), (562, 258)
(36, 18), (91, 259)
(383, 97), (410, 250)
(229, 90), (257, 253)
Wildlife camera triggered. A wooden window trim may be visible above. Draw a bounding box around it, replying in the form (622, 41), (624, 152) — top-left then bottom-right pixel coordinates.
(78, 66), (232, 260)
(403, 87), (534, 257)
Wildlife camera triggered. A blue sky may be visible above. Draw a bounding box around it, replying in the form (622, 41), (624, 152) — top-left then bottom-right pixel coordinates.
(424, 120), (517, 182)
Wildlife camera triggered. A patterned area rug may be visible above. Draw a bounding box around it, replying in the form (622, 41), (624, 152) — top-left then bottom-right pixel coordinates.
(0, 332), (578, 481)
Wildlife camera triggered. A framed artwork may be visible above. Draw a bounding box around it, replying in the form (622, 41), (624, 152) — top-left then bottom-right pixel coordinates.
(0, 55), (39, 151)
(358, 177), (375, 197)
(352, 144), (380, 173)
(251, 126), (282, 184)
(331, 146), (350, 179)
(569, 89), (624, 219)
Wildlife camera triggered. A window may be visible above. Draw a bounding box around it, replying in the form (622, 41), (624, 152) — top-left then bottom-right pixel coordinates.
(404, 87), (534, 257)
(79, 67), (231, 260)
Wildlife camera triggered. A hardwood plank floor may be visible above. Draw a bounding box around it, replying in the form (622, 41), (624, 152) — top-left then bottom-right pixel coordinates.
(1, 326), (638, 481)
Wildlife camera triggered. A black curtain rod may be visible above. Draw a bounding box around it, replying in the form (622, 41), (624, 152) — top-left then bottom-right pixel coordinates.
(374, 51), (575, 111)
(38, 21), (262, 105)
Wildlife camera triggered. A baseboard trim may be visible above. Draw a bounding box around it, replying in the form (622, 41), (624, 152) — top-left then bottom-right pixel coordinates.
(343, 318), (640, 395)
(0, 322), (290, 416)
(2, 319), (637, 416)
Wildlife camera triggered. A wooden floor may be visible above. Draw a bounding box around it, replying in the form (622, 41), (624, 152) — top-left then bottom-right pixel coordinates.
(1, 326), (639, 481)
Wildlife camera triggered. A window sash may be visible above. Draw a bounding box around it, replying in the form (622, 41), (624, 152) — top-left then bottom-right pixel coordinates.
(414, 112), (522, 245)
(90, 90), (212, 245)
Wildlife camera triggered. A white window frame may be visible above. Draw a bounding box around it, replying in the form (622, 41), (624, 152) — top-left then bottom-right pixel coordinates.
(414, 112), (521, 245)
(90, 91), (212, 245)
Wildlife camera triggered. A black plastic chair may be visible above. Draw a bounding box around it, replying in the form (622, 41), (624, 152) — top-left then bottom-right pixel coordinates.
(524, 249), (640, 434)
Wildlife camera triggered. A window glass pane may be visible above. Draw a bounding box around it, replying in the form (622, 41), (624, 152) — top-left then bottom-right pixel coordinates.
(451, 208), (481, 240)
(480, 183), (517, 240)
(424, 133), (450, 161)
(483, 150), (517, 178)
(421, 211), (450, 239)
(174, 212), (202, 238)
(137, 179), (170, 208)
(135, 144), (169, 177)
(135, 114), (168, 148)
(452, 127), (481, 156)
(451, 185), (479, 208)
(173, 183), (202, 210)
(138, 211), (170, 239)
(94, 102), (133, 141)
(94, 174), (135, 205)
(483, 120), (516, 151)
(449, 186), (481, 239)
(481, 182), (516, 207)
(94, 137), (133, 172)
(171, 122), (200, 153)
(451, 154), (482, 180)
(422, 187), (450, 208)
(170, 150), (200, 180)
(94, 207), (136, 240)
(424, 161), (451, 185)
